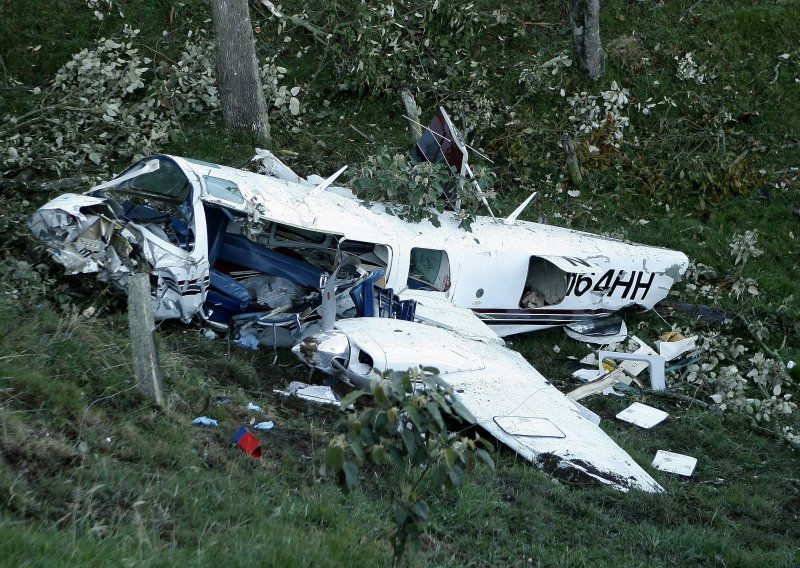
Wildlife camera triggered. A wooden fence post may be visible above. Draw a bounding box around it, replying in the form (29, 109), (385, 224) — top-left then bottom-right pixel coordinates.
(128, 273), (164, 407)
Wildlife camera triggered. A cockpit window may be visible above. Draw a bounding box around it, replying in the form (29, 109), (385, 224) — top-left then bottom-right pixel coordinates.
(408, 248), (451, 292)
(116, 158), (190, 202)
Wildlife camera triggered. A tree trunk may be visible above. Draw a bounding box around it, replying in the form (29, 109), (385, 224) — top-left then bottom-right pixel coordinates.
(209, 0), (270, 144)
(570, 0), (605, 81)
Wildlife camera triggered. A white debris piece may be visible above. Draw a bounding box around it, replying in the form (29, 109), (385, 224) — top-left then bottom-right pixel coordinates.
(493, 416), (565, 438)
(192, 416), (218, 427)
(617, 336), (659, 377)
(656, 335), (698, 361)
(616, 402), (669, 429)
(247, 402), (264, 413)
(273, 381), (340, 406)
(564, 320), (628, 344)
(652, 450), (697, 476)
(254, 421), (275, 431)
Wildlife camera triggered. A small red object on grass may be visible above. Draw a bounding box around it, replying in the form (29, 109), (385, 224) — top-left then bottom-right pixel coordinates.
(233, 427), (263, 458)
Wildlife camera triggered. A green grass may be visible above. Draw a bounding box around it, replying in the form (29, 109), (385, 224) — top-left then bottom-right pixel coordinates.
(1, 0), (800, 565)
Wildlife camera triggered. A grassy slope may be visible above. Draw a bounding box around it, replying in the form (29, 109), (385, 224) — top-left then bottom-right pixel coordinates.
(1, 0), (799, 565)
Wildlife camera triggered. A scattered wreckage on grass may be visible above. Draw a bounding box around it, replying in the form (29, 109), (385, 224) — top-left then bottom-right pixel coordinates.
(30, 131), (688, 493)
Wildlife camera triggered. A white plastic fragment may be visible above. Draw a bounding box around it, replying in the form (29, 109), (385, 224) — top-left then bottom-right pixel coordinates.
(273, 381), (340, 406)
(617, 336), (659, 377)
(564, 320), (628, 344)
(192, 416), (218, 427)
(652, 450), (697, 476)
(616, 402), (669, 429)
(656, 335), (698, 361)
(253, 421), (275, 431)
(598, 348), (666, 391)
(572, 368), (604, 382)
(493, 416), (566, 438)
(247, 402), (264, 413)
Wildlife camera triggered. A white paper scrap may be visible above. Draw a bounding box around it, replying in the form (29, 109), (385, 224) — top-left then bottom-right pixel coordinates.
(652, 450), (697, 476)
(615, 402), (669, 429)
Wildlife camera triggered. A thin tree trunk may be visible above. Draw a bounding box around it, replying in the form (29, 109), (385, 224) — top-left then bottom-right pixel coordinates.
(561, 132), (583, 184)
(209, 0), (270, 144)
(570, 0), (605, 81)
(400, 89), (423, 145)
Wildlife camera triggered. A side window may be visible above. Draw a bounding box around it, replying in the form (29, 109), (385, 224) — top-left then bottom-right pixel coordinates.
(408, 248), (451, 292)
(204, 175), (245, 205)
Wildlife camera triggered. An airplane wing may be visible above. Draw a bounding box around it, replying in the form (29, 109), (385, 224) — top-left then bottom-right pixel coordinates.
(297, 307), (662, 493)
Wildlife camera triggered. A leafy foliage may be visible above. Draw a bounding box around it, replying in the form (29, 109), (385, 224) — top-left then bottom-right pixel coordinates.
(263, 1), (510, 133)
(0, 24), (304, 177)
(350, 147), (496, 231)
(325, 367), (494, 563)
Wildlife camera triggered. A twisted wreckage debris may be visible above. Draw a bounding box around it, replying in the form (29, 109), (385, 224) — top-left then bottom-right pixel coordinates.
(30, 129), (688, 492)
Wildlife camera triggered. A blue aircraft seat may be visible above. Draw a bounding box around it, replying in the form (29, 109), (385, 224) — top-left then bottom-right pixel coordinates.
(230, 311), (303, 348)
(216, 233), (322, 287)
(349, 269), (386, 317)
(374, 287), (417, 321)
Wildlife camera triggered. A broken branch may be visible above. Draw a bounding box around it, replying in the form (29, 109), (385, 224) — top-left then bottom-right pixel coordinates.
(561, 132), (583, 184)
(258, 0), (340, 52)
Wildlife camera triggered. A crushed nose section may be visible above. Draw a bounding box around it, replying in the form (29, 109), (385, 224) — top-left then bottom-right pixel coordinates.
(29, 194), (140, 286)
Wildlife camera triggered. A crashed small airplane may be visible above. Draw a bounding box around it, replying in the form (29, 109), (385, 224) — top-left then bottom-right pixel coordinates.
(30, 113), (688, 492)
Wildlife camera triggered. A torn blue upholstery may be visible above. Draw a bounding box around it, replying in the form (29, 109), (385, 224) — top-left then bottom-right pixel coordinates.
(209, 269), (251, 305)
(217, 233), (322, 287)
(349, 269), (386, 317)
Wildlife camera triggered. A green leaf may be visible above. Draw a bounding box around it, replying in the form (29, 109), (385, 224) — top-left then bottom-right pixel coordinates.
(402, 372), (413, 393)
(406, 405), (423, 431)
(394, 506), (409, 525)
(342, 461), (360, 490)
(451, 397), (476, 424)
(325, 445), (344, 473)
(427, 401), (445, 432)
(387, 446), (405, 470)
(400, 426), (417, 459)
(373, 382), (388, 405)
(411, 500), (429, 523)
(476, 448), (495, 470)
(445, 447), (457, 469)
(430, 464), (447, 489)
(371, 444), (387, 465)
(448, 465), (465, 487)
(349, 438), (366, 465)
(339, 389), (365, 409)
